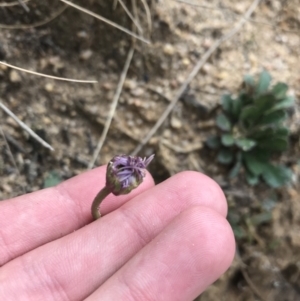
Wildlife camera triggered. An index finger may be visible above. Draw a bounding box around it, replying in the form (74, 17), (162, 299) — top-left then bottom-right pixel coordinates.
(0, 166), (155, 266)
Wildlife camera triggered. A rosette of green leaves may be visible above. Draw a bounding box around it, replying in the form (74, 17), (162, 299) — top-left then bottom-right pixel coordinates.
(207, 71), (294, 187)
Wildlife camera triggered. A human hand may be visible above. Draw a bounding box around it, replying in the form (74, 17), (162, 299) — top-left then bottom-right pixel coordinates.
(0, 167), (235, 301)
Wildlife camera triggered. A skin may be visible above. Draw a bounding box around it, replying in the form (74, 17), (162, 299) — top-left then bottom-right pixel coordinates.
(0, 167), (235, 301)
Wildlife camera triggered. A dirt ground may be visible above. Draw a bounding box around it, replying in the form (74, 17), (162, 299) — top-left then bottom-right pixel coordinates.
(0, 0), (300, 300)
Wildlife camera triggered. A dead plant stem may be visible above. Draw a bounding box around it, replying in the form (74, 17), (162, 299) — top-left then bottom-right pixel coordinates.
(58, 0), (150, 44)
(0, 101), (54, 151)
(88, 47), (135, 169)
(0, 61), (97, 83)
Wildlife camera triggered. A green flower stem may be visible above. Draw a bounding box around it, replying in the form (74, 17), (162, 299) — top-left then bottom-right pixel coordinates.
(91, 186), (111, 220)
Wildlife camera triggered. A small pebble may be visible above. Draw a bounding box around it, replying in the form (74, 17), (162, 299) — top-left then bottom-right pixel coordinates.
(77, 31), (88, 39)
(45, 83), (54, 92)
(171, 116), (182, 129)
(124, 79), (137, 90)
(131, 87), (144, 97)
(182, 58), (190, 66)
(9, 70), (21, 83)
(80, 49), (93, 60)
(163, 44), (175, 56)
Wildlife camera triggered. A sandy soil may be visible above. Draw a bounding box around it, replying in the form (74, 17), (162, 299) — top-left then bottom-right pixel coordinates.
(0, 0), (299, 300)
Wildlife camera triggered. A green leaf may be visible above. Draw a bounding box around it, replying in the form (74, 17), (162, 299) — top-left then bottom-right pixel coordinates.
(240, 105), (260, 122)
(259, 110), (287, 126)
(221, 134), (235, 146)
(216, 114), (232, 131)
(276, 127), (290, 137)
(227, 211), (241, 224)
(239, 92), (254, 106)
(206, 135), (220, 149)
(257, 137), (288, 152)
(43, 171), (62, 188)
(256, 70), (272, 94)
(246, 171), (259, 186)
(217, 149), (233, 164)
(244, 152), (268, 176)
(231, 98), (242, 119)
(272, 82), (288, 99)
(255, 94), (277, 112)
(240, 95), (276, 125)
(221, 94), (233, 112)
(229, 152), (242, 178)
(235, 138), (256, 151)
(244, 74), (255, 87)
(271, 96), (294, 111)
(250, 127), (289, 140)
(232, 225), (247, 239)
(262, 164), (292, 188)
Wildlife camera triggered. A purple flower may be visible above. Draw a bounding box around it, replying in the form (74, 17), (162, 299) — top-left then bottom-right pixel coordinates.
(106, 154), (154, 195)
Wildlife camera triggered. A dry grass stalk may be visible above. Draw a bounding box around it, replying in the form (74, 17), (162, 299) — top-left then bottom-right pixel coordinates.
(88, 47), (135, 169)
(0, 5), (68, 30)
(0, 0), (30, 7)
(0, 61), (97, 83)
(0, 102), (54, 151)
(59, 0), (150, 44)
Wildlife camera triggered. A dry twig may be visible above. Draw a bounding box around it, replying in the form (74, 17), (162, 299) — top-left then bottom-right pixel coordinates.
(131, 0), (262, 155)
(118, 0), (143, 34)
(0, 61), (97, 83)
(0, 0), (30, 7)
(88, 47), (135, 169)
(17, 0), (29, 12)
(0, 5), (68, 30)
(59, 0), (150, 44)
(0, 102), (54, 151)
(113, 0), (118, 10)
(140, 0), (152, 33)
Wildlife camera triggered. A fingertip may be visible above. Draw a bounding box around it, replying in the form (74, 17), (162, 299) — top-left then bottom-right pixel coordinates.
(192, 207), (236, 277)
(164, 171), (228, 217)
(170, 206), (235, 293)
(87, 205), (235, 301)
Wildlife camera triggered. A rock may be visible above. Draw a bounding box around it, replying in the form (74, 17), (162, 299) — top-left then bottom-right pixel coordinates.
(77, 31), (88, 39)
(131, 87), (144, 97)
(163, 44), (175, 56)
(48, 56), (64, 72)
(0, 64), (8, 71)
(80, 49), (93, 60)
(102, 82), (113, 90)
(182, 57), (190, 66)
(9, 70), (21, 83)
(45, 83), (54, 92)
(170, 116), (182, 129)
(2, 183), (12, 193)
(124, 79), (137, 90)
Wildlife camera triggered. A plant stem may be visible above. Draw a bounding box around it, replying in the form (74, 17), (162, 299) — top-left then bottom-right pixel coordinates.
(91, 186), (111, 220)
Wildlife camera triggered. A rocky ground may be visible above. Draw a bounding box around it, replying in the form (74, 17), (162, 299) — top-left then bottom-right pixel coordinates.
(0, 0), (299, 300)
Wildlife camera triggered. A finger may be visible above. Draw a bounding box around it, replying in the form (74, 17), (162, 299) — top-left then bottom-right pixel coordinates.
(87, 206), (235, 301)
(0, 172), (227, 301)
(0, 166), (154, 265)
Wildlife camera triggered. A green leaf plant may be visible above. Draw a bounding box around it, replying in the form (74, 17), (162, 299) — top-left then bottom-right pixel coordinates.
(207, 70), (294, 188)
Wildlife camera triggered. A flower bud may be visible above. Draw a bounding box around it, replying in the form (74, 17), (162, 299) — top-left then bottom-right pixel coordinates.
(106, 154), (154, 196)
